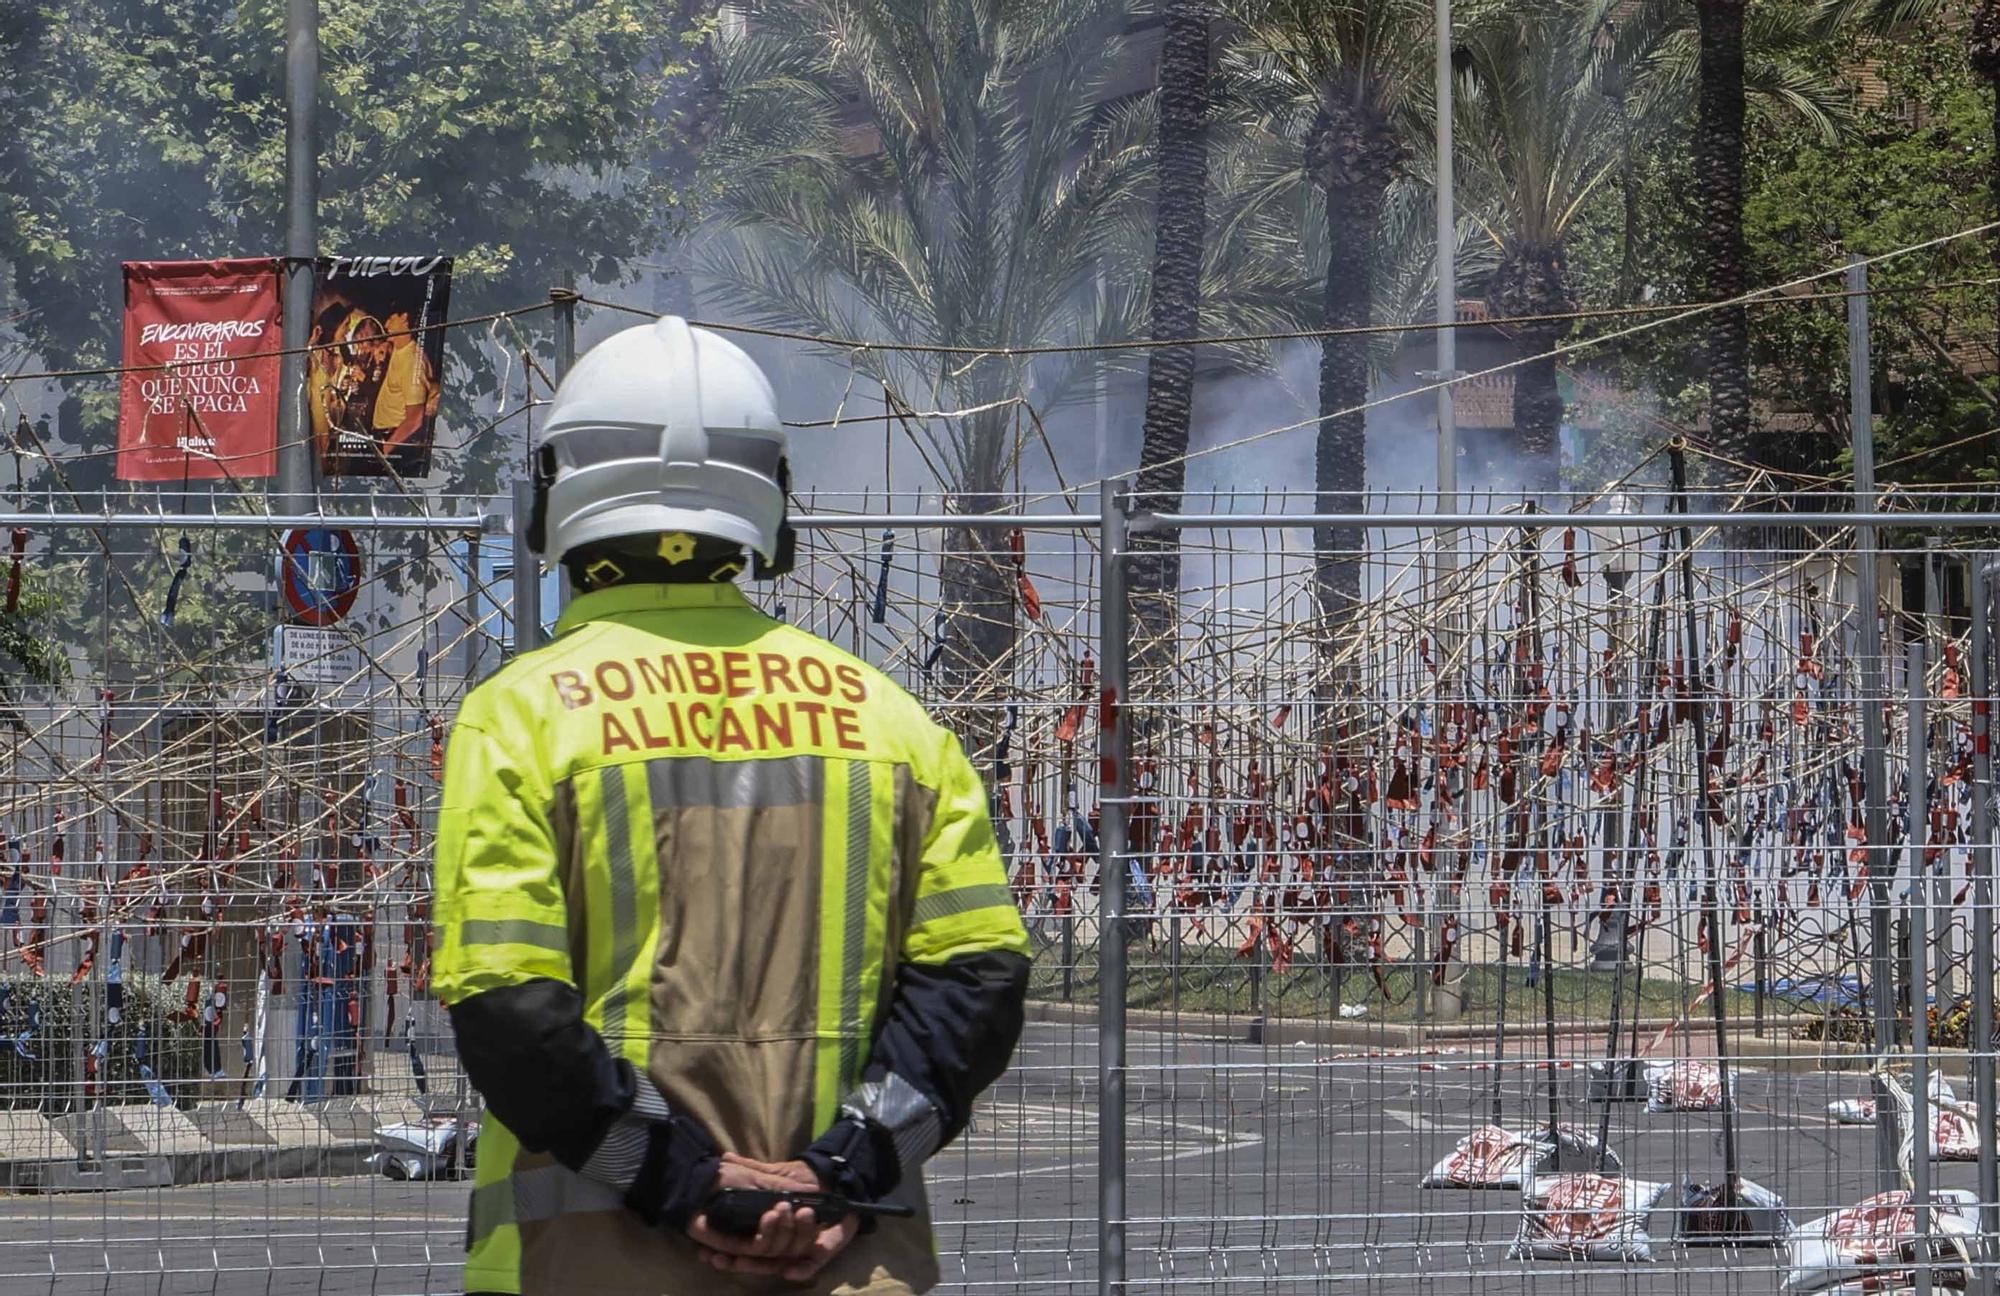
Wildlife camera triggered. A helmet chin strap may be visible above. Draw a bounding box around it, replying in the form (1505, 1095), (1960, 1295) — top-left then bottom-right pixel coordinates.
(751, 457), (798, 581)
(525, 444), (558, 555)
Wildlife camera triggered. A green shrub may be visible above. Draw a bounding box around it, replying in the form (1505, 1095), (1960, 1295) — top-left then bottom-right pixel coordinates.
(0, 972), (205, 1111)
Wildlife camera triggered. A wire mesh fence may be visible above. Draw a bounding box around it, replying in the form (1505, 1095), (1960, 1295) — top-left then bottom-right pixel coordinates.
(1, 484), (1998, 1295)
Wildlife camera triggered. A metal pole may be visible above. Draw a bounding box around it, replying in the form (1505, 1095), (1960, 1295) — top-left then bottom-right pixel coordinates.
(511, 478), (542, 655)
(1096, 476), (1131, 1296)
(277, 0), (319, 512)
(1672, 444), (1742, 1201)
(1850, 254), (1900, 1188)
(555, 277), (578, 380)
(0, 511), (496, 532)
(1063, 919), (1074, 1004)
(1972, 566), (1998, 1296)
(1138, 510), (2000, 531)
(1910, 638), (1935, 1296)
(554, 277), (578, 612)
(1429, 0), (1462, 1024)
(1926, 541), (1954, 1004)
(1434, 0), (1456, 508)
(460, 534), (483, 692)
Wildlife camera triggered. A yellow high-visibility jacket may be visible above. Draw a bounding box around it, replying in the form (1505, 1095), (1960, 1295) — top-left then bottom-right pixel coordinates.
(434, 580), (1029, 1295)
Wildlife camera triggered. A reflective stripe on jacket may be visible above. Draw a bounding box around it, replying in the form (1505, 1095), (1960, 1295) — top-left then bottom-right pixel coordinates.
(434, 579), (1029, 1295)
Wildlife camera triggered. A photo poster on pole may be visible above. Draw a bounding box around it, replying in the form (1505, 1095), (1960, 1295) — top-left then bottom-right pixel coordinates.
(115, 259), (283, 482)
(307, 255), (453, 478)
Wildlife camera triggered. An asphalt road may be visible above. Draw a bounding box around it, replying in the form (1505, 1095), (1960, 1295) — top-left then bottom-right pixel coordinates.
(0, 1023), (1973, 1295)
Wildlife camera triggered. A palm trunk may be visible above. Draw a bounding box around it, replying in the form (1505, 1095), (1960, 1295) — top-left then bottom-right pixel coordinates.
(936, 406), (1019, 756)
(1489, 245), (1572, 493)
(1310, 106), (1402, 637)
(1695, 0), (1750, 465)
(1131, 0), (1211, 681)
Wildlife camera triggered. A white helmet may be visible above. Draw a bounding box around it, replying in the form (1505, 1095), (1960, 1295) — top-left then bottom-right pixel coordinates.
(528, 315), (794, 576)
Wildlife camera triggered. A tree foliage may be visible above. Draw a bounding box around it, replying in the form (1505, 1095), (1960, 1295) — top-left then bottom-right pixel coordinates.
(1743, 29), (1996, 490)
(1, 0), (704, 491)
(0, 0), (708, 676)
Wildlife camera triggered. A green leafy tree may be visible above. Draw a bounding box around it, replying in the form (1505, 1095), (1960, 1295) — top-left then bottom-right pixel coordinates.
(1566, 3), (1979, 492)
(1741, 32), (1995, 491)
(1455, 0), (1847, 489)
(0, 0), (709, 672)
(1828, 0), (2000, 380)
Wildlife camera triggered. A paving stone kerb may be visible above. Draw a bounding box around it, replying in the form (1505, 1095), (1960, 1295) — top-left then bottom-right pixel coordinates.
(0, 1096), (416, 1191)
(1023, 999), (1946, 1074)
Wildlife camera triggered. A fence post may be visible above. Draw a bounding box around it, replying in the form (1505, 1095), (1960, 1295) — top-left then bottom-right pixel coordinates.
(460, 533), (484, 690)
(510, 479), (542, 655)
(1973, 564), (1998, 1296)
(1850, 254), (1900, 1189)
(553, 277), (578, 613)
(1909, 640), (1934, 1295)
(1096, 476), (1131, 1296)
(1063, 918), (1074, 1004)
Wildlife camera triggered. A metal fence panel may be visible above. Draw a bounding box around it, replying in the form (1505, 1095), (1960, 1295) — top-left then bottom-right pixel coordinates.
(3, 487), (2000, 1296)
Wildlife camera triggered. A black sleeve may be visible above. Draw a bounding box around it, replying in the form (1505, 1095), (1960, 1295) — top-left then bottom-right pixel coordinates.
(448, 978), (719, 1228)
(801, 950), (1029, 1201)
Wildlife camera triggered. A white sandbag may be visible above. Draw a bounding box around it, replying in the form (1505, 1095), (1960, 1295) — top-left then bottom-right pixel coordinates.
(1782, 1188), (1977, 1293)
(1421, 1124), (1540, 1189)
(1645, 1060), (1732, 1112)
(1827, 1074), (1952, 1129)
(1422, 1122), (1622, 1189)
(1509, 1172), (1670, 1262)
(1928, 1103), (1981, 1161)
(1888, 1073), (1982, 1160)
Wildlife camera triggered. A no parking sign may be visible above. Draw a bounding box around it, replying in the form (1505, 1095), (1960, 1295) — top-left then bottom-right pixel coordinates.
(280, 527), (361, 626)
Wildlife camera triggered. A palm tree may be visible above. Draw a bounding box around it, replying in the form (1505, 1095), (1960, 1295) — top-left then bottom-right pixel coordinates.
(1131, 0), (1214, 668)
(1694, 0), (1751, 464)
(1651, 0), (1854, 472)
(1453, 0), (1659, 492)
(1219, 0), (1433, 624)
(1456, 0), (1850, 491)
(700, 0), (1150, 714)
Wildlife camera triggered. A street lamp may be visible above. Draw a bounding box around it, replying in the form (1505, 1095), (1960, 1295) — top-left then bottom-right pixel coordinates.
(1587, 491), (1649, 982)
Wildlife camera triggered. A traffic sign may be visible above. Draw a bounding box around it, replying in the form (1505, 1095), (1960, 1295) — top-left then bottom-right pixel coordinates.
(280, 527), (361, 626)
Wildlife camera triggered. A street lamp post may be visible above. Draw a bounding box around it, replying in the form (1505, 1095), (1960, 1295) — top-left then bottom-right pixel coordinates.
(1590, 492), (1645, 972)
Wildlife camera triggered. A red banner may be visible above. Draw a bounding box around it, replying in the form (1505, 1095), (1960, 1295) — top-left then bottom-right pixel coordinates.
(117, 259), (282, 482)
